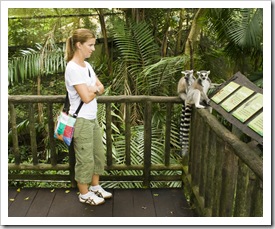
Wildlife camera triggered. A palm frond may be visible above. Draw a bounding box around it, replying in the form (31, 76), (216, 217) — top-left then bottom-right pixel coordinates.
(9, 43), (65, 86)
(226, 9), (262, 50)
(112, 20), (160, 95)
(139, 55), (188, 95)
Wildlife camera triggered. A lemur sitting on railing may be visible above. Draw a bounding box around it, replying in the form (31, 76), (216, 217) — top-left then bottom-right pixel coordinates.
(177, 70), (211, 156)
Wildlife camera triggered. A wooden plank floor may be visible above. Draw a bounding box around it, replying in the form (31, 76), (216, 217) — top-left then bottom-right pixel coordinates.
(8, 188), (197, 217)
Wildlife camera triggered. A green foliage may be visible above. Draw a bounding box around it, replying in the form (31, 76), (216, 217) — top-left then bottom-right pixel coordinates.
(9, 43), (65, 86)
(140, 55), (188, 95)
(8, 8), (100, 47)
(111, 20), (160, 95)
(226, 9), (263, 50)
(205, 8), (263, 75)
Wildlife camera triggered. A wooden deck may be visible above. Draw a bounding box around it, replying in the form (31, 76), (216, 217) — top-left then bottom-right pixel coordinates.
(8, 188), (196, 217)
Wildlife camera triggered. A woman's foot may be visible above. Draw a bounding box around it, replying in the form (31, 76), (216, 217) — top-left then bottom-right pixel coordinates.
(89, 185), (112, 199)
(78, 191), (105, 205)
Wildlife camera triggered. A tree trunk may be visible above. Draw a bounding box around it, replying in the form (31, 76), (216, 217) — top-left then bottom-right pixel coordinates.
(37, 74), (44, 124)
(184, 8), (205, 69)
(161, 10), (171, 57)
(175, 9), (184, 56)
(97, 9), (112, 74)
(130, 8), (145, 22)
(36, 26), (56, 124)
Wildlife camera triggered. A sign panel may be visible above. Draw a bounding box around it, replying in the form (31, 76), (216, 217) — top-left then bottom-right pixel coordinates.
(232, 93), (263, 123)
(221, 86), (254, 112)
(211, 81), (241, 104)
(247, 113), (263, 136)
(209, 72), (263, 144)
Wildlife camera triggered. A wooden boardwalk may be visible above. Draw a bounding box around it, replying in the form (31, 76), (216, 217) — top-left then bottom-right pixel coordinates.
(8, 188), (197, 217)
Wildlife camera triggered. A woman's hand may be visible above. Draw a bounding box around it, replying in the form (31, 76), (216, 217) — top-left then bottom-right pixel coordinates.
(74, 84), (97, 103)
(74, 78), (105, 104)
(88, 85), (99, 94)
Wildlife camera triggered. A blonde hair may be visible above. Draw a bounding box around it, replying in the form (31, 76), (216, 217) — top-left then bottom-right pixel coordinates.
(65, 28), (96, 62)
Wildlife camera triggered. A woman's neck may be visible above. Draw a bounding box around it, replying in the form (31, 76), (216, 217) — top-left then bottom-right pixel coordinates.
(71, 53), (86, 67)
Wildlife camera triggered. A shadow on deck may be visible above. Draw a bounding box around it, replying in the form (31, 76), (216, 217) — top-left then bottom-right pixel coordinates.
(8, 188), (197, 217)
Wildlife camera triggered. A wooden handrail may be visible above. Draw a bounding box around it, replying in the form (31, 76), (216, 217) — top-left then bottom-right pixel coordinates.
(198, 109), (262, 180)
(8, 95), (263, 216)
(8, 95), (182, 103)
(8, 95), (183, 187)
(182, 107), (263, 217)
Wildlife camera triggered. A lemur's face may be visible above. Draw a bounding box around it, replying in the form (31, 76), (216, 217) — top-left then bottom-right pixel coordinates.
(197, 71), (210, 81)
(181, 70), (194, 84)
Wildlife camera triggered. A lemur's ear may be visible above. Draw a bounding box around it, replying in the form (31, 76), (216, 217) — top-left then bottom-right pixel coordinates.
(190, 70), (193, 73)
(207, 70), (210, 74)
(197, 71), (200, 75)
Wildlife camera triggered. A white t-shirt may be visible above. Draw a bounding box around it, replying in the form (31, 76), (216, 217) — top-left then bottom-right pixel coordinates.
(65, 61), (97, 120)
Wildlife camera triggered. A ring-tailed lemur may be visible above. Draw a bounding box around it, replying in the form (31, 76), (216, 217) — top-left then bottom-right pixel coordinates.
(177, 70), (196, 152)
(178, 70), (211, 156)
(177, 70), (196, 101)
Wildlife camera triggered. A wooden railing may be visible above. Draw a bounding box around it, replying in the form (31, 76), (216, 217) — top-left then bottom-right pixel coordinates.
(8, 95), (263, 216)
(8, 95), (183, 188)
(182, 108), (263, 217)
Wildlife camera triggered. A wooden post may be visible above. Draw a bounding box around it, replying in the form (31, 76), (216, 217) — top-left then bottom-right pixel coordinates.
(219, 145), (238, 216)
(29, 104), (38, 165)
(204, 130), (217, 213)
(143, 101), (152, 188)
(125, 103), (131, 165)
(9, 103), (20, 165)
(47, 102), (57, 166)
(234, 160), (250, 216)
(250, 178), (263, 216)
(164, 103), (172, 166)
(211, 137), (225, 216)
(69, 140), (76, 188)
(199, 121), (209, 196)
(106, 103), (112, 166)
(192, 114), (202, 187)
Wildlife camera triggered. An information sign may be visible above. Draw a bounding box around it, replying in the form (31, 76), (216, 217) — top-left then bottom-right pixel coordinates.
(247, 113), (263, 136)
(232, 93), (263, 123)
(209, 72), (263, 144)
(221, 86), (254, 112)
(211, 81), (241, 104)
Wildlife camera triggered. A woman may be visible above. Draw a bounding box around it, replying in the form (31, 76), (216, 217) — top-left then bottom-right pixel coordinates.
(64, 28), (112, 206)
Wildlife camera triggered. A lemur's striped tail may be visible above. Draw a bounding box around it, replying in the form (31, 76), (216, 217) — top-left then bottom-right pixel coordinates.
(179, 103), (185, 146)
(180, 104), (192, 156)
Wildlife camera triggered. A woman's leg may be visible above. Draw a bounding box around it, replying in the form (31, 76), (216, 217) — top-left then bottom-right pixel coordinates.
(91, 174), (100, 186)
(77, 183), (88, 195)
(89, 121), (112, 199)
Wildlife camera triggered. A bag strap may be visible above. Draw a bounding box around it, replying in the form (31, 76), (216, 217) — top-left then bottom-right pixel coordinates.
(67, 68), (92, 118)
(72, 101), (84, 118)
(63, 92), (70, 114)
